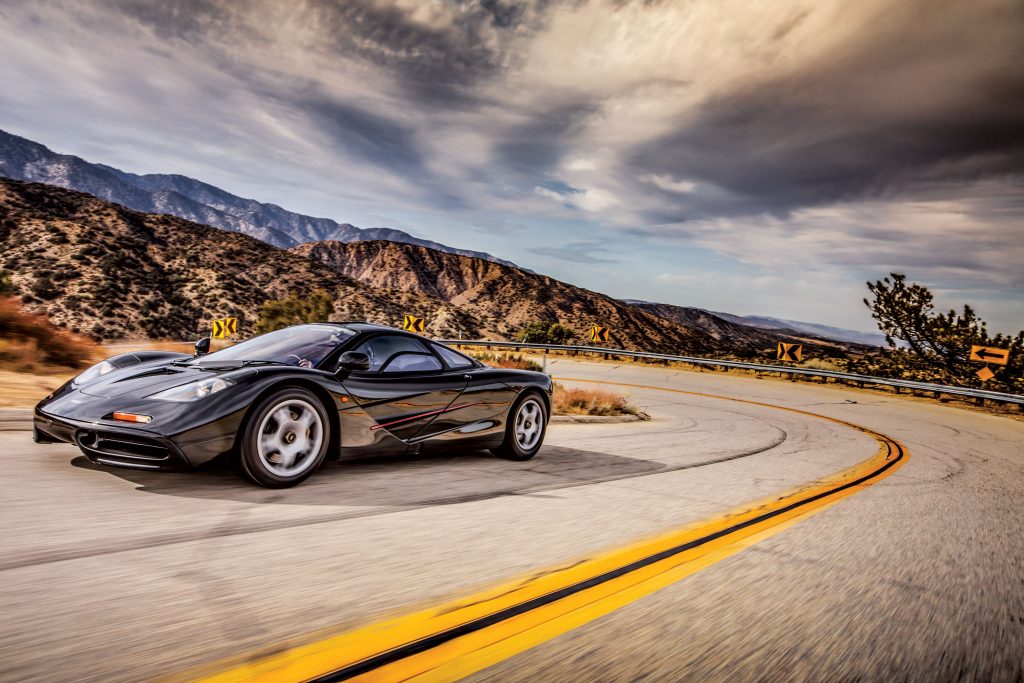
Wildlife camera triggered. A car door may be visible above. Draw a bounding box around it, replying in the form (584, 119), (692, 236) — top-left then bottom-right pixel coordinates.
(340, 334), (469, 443)
(429, 342), (517, 428)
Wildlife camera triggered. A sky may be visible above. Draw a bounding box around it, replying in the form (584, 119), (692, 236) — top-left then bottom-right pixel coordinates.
(0, 0), (1021, 333)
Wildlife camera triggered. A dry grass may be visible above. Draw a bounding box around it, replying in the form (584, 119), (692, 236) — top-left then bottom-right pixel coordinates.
(0, 296), (99, 372)
(469, 351), (543, 372)
(0, 370), (75, 408)
(552, 382), (639, 417)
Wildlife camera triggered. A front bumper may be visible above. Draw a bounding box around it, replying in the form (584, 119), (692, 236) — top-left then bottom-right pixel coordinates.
(33, 409), (214, 471)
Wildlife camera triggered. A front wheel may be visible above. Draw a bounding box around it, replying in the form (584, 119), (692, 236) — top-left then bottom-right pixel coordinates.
(238, 387), (330, 488)
(492, 392), (548, 461)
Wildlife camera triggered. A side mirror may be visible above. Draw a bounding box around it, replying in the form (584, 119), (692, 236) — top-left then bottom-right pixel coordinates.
(337, 351), (371, 373)
(194, 337), (211, 357)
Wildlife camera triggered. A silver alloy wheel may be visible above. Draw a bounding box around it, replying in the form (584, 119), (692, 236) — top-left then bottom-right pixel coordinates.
(514, 398), (544, 451)
(256, 398), (323, 477)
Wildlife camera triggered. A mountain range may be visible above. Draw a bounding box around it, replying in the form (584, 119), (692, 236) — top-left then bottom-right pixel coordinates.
(0, 178), (871, 358)
(0, 129), (520, 267)
(0, 127), (883, 352)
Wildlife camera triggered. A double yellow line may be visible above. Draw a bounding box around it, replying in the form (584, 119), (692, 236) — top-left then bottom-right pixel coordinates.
(179, 381), (908, 683)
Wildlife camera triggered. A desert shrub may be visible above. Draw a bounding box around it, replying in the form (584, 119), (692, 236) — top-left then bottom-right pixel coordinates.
(800, 358), (843, 372)
(551, 382), (639, 417)
(30, 274), (60, 300)
(0, 270), (13, 296)
(519, 321), (576, 345)
(256, 289), (335, 334)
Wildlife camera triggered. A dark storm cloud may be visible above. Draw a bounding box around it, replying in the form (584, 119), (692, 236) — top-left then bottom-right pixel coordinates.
(298, 0), (548, 108)
(106, 0), (557, 108)
(494, 101), (598, 174)
(302, 93), (425, 173)
(628, 1), (1024, 222)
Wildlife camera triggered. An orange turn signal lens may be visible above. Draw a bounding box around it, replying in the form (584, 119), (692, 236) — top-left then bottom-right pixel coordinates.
(112, 412), (152, 424)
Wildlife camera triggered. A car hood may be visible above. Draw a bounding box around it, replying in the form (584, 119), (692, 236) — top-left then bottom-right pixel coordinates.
(78, 363), (225, 399)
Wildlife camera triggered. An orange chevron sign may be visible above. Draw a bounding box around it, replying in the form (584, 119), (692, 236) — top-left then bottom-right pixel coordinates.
(777, 342), (802, 362)
(403, 315), (426, 333)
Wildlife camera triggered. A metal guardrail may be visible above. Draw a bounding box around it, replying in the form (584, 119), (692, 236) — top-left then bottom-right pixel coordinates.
(439, 339), (1024, 407)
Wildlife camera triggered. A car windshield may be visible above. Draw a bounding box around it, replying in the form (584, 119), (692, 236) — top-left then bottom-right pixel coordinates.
(195, 325), (355, 367)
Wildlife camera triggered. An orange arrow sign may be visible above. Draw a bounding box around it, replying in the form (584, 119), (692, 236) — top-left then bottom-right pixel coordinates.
(969, 345), (1009, 365)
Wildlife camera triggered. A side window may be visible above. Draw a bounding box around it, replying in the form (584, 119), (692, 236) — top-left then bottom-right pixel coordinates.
(381, 353), (443, 373)
(354, 335), (430, 372)
(432, 343), (474, 369)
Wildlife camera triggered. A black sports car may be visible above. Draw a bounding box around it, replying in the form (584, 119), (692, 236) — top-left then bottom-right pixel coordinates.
(34, 323), (553, 487)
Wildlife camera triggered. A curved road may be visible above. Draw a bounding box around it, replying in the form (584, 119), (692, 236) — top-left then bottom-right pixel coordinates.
(0, 359), (1021, 681)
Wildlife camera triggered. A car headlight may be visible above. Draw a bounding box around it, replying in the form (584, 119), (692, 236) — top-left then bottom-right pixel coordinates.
(72, 360), (116, 387)
(148, 377), (234, 402)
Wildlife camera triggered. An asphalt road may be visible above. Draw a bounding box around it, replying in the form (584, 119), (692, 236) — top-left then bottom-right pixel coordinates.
(1, 359), (1021, 681)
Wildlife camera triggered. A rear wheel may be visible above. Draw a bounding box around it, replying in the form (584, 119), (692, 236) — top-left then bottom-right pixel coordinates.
(238, 387), (330, 488)
(491, 392), (547, 461)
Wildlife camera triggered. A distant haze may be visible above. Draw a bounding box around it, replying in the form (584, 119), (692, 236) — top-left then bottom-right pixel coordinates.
(0, 1), (1020, 333)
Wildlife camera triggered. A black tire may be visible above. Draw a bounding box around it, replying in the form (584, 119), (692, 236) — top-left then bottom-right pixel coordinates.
(238, 387), (330, 488)
(491, 391), (548, 461)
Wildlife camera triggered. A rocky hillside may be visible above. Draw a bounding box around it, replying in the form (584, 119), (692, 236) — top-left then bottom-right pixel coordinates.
(0, 178), (873, 357)
(0, 128), (519, 266)
(0, 179), (480, 340)
(293, 240), (748, 355)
